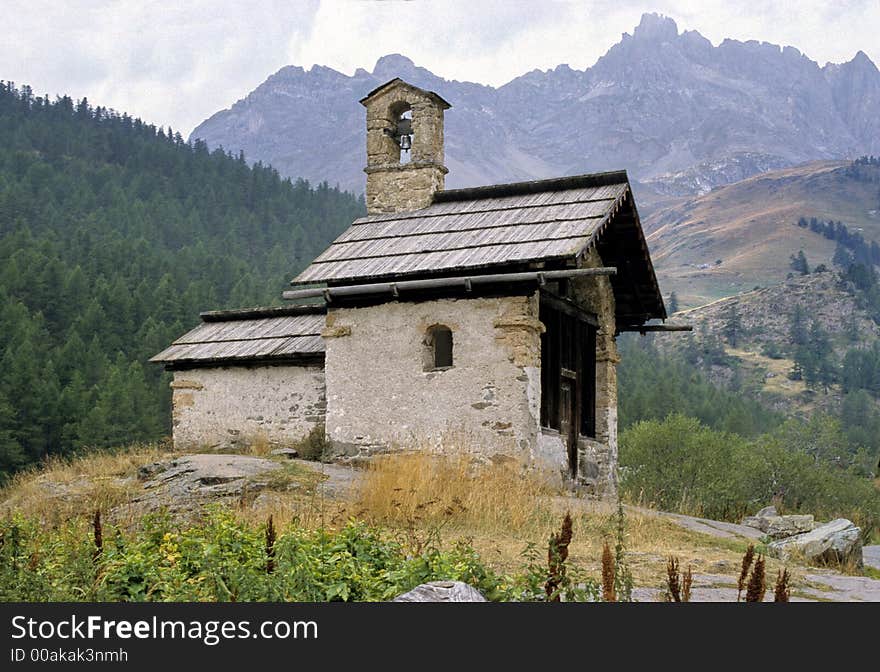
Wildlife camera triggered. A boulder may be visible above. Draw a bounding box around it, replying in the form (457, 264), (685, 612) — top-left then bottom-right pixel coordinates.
(741, 516), (764, 530)
(270, 448), (299, 459)
(114, 454), (283, 520)
(767, 518), (863, 567)
(393, 581), (487, 602)
(741, 506), (814, 539)
(764, 515), (814, 540)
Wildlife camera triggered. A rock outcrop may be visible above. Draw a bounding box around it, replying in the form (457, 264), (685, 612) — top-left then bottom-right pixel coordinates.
(115, 454), (285, 519)
(393, 581), (487, 602)
(767, 518), (863, 567)
(741, 506), (816, 540)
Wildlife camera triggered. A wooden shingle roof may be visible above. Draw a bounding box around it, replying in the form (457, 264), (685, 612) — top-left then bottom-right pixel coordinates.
(292, 171), (665, 326)
(150, 305), (325, 367)
(294, 172), (629, 284)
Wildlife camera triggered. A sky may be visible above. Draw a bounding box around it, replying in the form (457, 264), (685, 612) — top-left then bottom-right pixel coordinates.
(4, 0), (879, 136)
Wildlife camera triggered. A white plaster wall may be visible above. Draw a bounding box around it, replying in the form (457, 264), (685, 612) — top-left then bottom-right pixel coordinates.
(170, 365), (325, 451)
(323, 295), (544, 462)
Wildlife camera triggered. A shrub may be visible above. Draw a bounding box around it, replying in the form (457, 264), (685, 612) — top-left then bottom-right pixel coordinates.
(295, 426), (331, 462)
(620, 414), (880, 533)
(0, 507), (511, 602)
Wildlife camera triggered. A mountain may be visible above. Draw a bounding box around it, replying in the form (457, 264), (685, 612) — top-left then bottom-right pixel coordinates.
(654, 270), (880, 442)
(0, 82), (363, 477)
(643, 159), (880, 307)
(191, 13), (880, 196)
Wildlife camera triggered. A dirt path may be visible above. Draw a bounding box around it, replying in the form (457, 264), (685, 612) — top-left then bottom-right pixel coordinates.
(293, 459), (363, 499)
(629, 507), (880, 602)
(629, 506), (765, 541)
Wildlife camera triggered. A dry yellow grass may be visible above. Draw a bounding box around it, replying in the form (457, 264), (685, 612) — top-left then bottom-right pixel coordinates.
(1, 446), (805, 597)
(0, 442), (176, 525)
(0, 438), (317, 527)
(348, 451), (769, 589)
(353, 451), (556, 533)
(726, 346), (810, 398)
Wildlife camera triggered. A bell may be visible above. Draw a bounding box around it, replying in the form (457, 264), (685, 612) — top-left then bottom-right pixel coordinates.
(396, 117), (412, 136)
(399, 134), (412, 152)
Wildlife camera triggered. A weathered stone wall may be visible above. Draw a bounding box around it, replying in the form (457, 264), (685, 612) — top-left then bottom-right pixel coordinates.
(364, 163), (446, 214)
(363, 82), (447, 214)
(570, 247), (619, 496)
(170, 365), (325, 451)
(322, 294), (551, 467)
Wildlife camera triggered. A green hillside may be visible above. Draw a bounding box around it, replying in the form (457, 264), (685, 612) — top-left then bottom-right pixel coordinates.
(0, 82), (364, 477)
(643, 160), (880, 308)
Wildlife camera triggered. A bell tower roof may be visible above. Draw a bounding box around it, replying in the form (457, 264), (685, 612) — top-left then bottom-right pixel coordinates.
(360, 78), (451, 110)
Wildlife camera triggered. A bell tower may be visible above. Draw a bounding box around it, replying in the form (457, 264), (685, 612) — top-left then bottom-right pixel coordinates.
(360, 78), (450, 214)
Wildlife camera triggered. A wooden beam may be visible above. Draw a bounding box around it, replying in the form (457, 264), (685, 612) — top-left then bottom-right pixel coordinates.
(539, 290), (599, 327)
(617, 324), (693, 335)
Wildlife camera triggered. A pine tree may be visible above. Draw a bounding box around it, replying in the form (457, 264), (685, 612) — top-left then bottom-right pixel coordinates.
(789, 250), (809, 275)
(789, 305), (808, 348)
(0, 391), (26, 479)
(722, 303), (742, 347)
(0, 81), (364, 473)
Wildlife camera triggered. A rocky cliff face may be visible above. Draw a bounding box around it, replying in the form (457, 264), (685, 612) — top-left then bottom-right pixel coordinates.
(191, 13), (880, 196)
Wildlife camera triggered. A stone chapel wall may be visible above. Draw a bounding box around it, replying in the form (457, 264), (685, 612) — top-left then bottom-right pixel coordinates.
(322, 294), (548, 465)
(170, 365), (325, 451)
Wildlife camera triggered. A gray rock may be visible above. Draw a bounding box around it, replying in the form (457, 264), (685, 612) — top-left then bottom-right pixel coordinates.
(764, 515), (814, 540)
(393, 581), (487, 602)
(741, 507), (813, 539)
(741, 516), (765, 531)
(270, 448), (299, 459)
(116, 454), (283, 520)
(137, 462), (167, 481)
(768, 518), (863, 567)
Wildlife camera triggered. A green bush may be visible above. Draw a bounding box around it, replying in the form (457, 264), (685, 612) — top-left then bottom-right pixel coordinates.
(295, 426), (331, 462)
(620, 414), (880, 534)
(1, 507), (611, 602)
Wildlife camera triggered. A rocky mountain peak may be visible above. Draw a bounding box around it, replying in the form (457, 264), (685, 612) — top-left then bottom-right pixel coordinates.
(373, 53), (416, 75)
(190, 17), (880, 195)
(372, 53), (430, 83)
(850, 50), (879, 72)
(631, 12), (679, 43)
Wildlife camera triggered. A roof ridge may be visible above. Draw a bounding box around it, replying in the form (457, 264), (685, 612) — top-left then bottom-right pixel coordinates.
(433, 170), (629, 203)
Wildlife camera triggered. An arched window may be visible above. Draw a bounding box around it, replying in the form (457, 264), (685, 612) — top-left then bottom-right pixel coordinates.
(423, 325), (453, 370)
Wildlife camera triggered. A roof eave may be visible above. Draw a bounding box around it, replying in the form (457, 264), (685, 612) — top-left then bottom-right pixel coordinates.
(359, 78), (451, 109)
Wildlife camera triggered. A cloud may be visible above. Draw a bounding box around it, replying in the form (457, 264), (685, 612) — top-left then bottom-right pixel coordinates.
(2, 0), (320, 133)
(2, 0), (878, 134)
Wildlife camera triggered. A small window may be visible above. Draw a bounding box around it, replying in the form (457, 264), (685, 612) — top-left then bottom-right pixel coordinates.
(424, 325), (453, 370)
